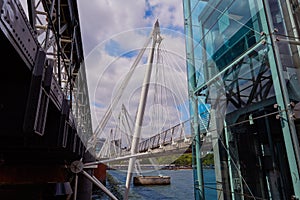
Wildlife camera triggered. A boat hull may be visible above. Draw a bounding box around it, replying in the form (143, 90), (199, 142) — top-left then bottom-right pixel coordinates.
(133, 176), (171, 186)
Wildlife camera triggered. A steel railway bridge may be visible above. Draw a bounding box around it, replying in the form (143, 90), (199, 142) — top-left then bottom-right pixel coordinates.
(0, 1), (199, 200)
(0, 0), (93, 199)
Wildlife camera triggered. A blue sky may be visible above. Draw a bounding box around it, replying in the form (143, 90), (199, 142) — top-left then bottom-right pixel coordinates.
(77, 0), (185, 55)
(18, 0), (189, 137)
(75, 0), (189, 135)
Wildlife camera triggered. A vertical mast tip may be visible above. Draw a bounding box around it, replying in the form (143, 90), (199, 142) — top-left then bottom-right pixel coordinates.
(155, 19), (159, 27)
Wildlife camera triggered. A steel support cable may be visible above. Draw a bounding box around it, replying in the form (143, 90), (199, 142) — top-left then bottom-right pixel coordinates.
(157, 44), (165, 133)
(98, 133), (111, 158)
(162, 44), (184, 105)
(159, 44), (192, 141)
(120, 110), (131, 149)
(158, 45), (169, 110)
(159, 49), (173, 133)
(148, 41), (172, 140)
(228, 109), (290, 130)
(197, 108), (290, 146)
(122, 105), (134, 148)
(201, 109), (294, 199)
(91, 43), (152, 138)
(150, 46), (161, 135)
(273, 32), (300, 40)
(166, 57), (187, 110)
(88, 34), (153, 154)
(162, 63), (186, 134)
(84, 121), (193, 166)
(155, 43), (168, 134)
(117, 111), (123, 148)
(117, 109), (123, 146)
(151, 44), (183, 141)
(272, 31), (300, 47)
(141, 39), (167, 149)
(124, 22), (162, 199)
(112, 106), (133, 153)
(112, 124), (119, 157)
(160, 43), (188, 106)
(159, 43), (189, 120)
(203, 185), (267, 200)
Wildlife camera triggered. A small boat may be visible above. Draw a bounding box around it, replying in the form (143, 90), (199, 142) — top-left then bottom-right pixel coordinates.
(133, 175), (171, 186)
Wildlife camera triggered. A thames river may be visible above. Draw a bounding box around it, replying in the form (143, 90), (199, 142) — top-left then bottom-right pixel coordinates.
(93, 169), (217, 200)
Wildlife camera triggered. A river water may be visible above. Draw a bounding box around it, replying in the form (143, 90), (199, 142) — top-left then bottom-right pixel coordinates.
(93, 169), (217, 200)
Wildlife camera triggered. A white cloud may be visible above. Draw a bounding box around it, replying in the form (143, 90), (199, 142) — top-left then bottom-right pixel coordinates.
(77, 0), (184, 55)
(77, 1), (188, 144)
(18, 0), (190, 161)
(148, 0), (184, 28)
(77, 0), (149, 54)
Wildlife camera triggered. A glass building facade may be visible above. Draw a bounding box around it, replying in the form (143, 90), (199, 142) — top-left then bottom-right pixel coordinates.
(183, 0), (300, 199)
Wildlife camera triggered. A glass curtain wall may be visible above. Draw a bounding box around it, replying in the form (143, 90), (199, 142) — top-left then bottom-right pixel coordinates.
(183, 0), (300, 199)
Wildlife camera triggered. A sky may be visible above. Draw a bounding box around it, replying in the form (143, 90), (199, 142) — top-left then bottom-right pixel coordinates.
(76, 0), (190, 140)
(18, 0), (190, 142)
(77, 0), (185, 55)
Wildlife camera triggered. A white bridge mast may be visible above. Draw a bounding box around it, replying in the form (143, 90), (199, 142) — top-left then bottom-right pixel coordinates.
(124, 20), (162, 200)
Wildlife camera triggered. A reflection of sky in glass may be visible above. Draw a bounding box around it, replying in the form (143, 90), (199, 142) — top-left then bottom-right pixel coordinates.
(198, 102), (211, 132)
(192, 0), (269, 94)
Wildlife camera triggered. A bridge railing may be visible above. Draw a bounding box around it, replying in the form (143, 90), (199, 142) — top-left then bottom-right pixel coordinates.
(138, 120), (191, 152)
(100, 109), (211, 158)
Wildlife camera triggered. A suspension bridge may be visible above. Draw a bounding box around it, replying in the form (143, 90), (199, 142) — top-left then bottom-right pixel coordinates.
(90, 119), (193, 163)
(0, 1), (212, 199)
(5, 0), (300, 200)
(81, 20), (199, 200)
(0, 0), (248, 199)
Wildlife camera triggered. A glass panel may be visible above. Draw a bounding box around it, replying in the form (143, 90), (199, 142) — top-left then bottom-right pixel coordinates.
(185, 0), (300, 199)
(205, 44), (275, 114)
(200, 1), (265, 75)
(266, 0), (300, 106)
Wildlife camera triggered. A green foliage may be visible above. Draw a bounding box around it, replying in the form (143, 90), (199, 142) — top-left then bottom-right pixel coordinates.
(171, 153), (214, 167)
(201, 153), (214, 166)
(172, 153), (193, 166)
(157, 154), (179, 164)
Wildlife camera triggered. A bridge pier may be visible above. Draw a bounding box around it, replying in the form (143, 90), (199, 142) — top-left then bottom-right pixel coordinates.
(93, 163), (107, 185)
(77, 151), (95, 200)
(0, 164), (71, 199)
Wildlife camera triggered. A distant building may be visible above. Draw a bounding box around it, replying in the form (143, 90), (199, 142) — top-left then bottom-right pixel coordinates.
(183, 0), (300, 199)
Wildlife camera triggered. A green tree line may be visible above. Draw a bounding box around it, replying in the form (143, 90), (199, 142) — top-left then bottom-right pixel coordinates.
(172, 153), (214, 167)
